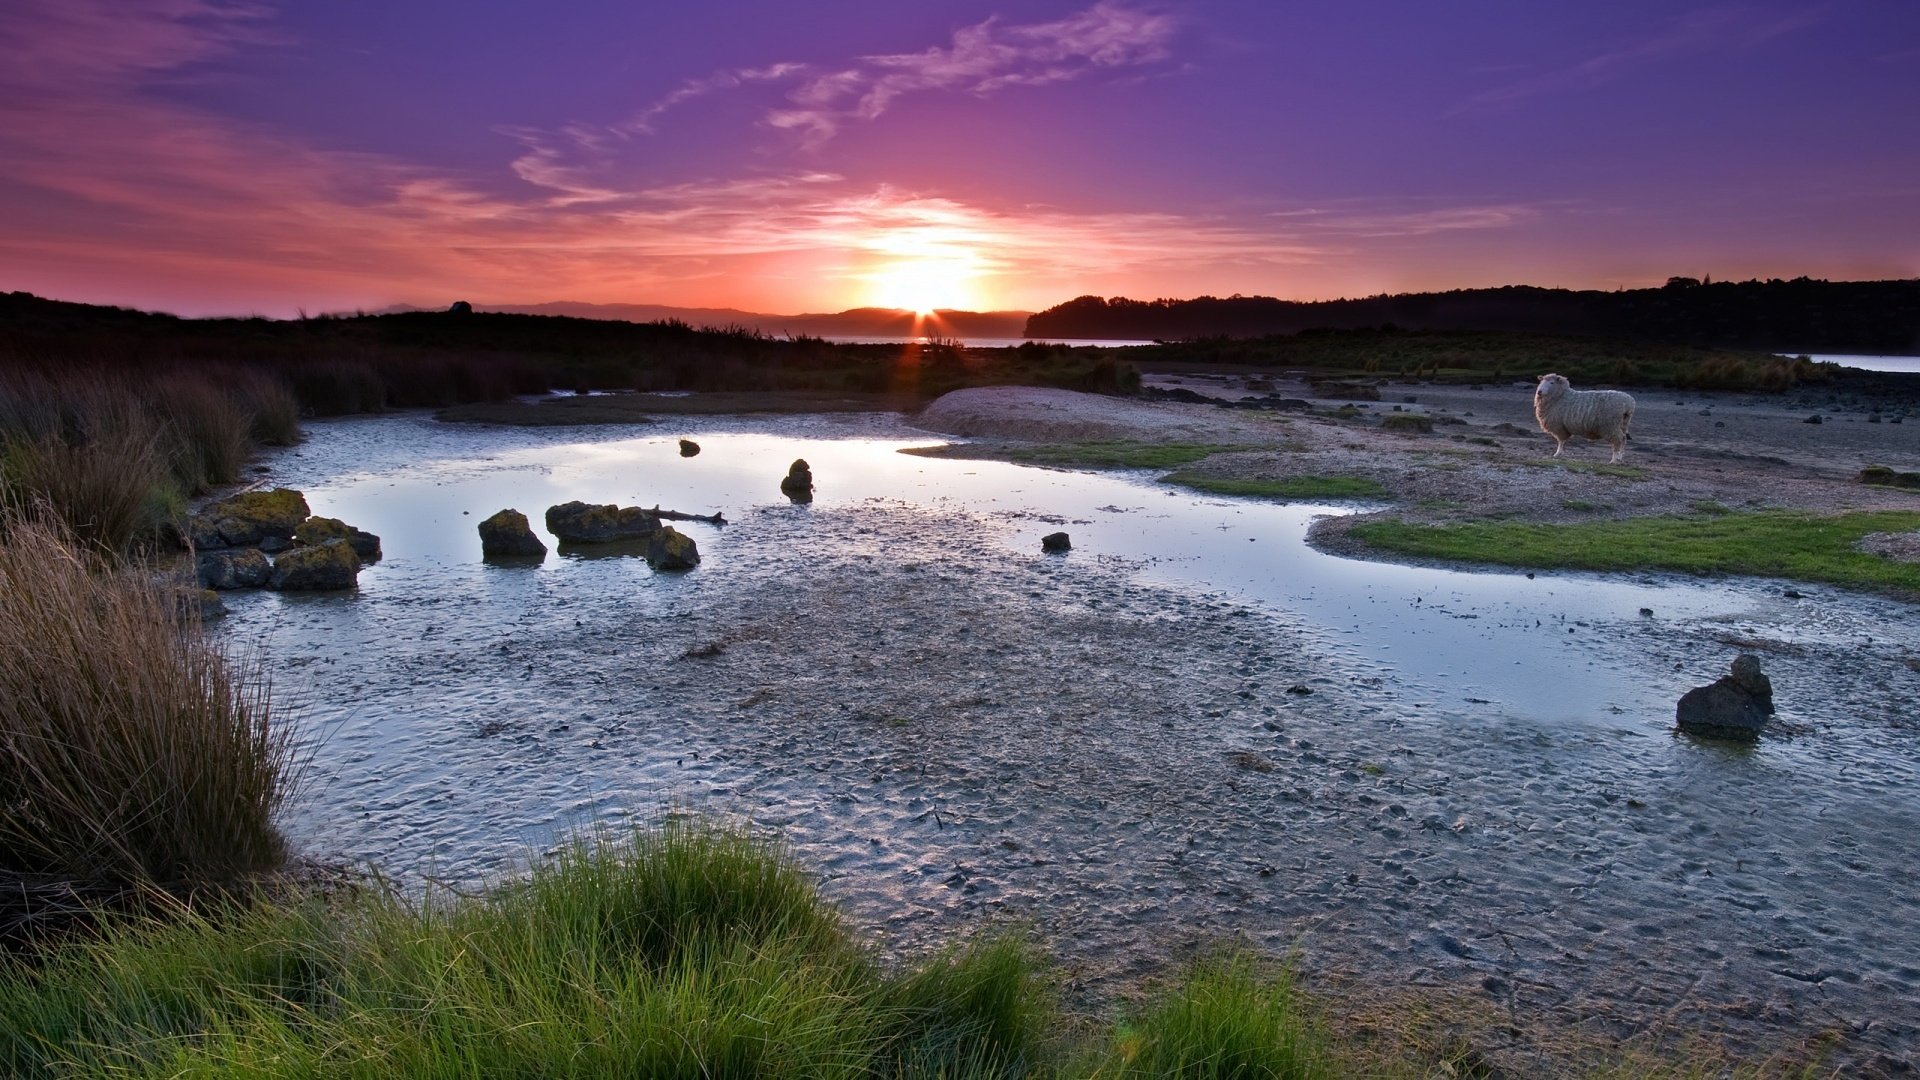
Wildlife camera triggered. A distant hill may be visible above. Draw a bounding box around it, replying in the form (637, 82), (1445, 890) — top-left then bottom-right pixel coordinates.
(383, 301), (1031, 340)
(1024, 278), (1920, 354)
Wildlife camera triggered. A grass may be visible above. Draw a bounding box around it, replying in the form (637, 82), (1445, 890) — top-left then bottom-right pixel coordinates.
(0, 366), (304, 556)
(0, 821), (1357, 1079)
(1, 818), (1832, 1078)
(0, 513), (296, 911)
(1164, 471), (1389, 501)
(1351, 508), (1920, 594)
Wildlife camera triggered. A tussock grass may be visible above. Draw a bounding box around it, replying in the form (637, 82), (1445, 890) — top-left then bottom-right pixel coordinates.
(0, 513), (295, 897)
(1164, 471), (1389, 500)
(1352, 509), (1920, 594)
(1094, 953), (1337, 1079)
(0, 824), (1052, 1078)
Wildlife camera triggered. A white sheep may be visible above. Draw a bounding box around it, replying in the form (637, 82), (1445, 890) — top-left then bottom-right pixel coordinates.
(1534, 373), (1635, 463)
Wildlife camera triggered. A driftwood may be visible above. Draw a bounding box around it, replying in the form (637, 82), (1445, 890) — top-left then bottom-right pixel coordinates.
(650, 506), (726, 525)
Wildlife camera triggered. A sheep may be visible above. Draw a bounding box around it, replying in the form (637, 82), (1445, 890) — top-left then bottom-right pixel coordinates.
(1534, 373), (1636, 463)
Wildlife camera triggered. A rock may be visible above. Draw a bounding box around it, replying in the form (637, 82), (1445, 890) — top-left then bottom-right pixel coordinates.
(191, 588), (224, 620)
(478, 509), (547, 559)
(1309, 378), (1381, 401)
(194, 487), (310, 548)
(293, 516), (382, 562)
(1804, 414), (1823, 424)
(268, 538), (360, 591)
(197, 547), (271, 590)
(1675, 652), (1775, 739)
(1041, 531), (1072, 553)
(187, 515), (228, 551)
(1381, 413), (1434, 434)
(678, 439), (700, 457)
(1858, 465), (1920, 489)
(781, 459), (814, 502)
(544, 501), (660, 543)
(645, 525), (700, 571)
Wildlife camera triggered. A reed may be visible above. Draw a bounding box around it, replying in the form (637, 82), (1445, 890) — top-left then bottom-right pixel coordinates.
(0, 513), (296, 900)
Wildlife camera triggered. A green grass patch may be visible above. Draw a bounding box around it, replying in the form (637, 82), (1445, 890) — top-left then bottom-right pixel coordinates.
(1351, 509), (1920, 594)
(1165, 472), (1389, 501)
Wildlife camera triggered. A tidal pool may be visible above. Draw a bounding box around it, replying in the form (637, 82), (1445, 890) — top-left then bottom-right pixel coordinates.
(223, 409), (1920, 1063)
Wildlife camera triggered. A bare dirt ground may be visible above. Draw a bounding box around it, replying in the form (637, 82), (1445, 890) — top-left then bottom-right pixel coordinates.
(913, 379), (1920, 564)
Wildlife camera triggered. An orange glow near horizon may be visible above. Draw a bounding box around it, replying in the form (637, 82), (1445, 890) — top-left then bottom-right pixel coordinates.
(863, 257), (984, 314)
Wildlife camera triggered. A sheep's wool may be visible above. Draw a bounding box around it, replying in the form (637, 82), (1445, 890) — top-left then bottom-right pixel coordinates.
(1534, 374), (1636, 462)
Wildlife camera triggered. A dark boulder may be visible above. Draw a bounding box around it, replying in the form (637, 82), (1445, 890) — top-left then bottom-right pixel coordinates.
(268, 538), (360, 591)
(645, 525), (700, 571)
(197, 547), (271, 590)
(1041, 531), (1072, 553)
(194, 488), (310, 548)
(1676, 653), (1775, 739)
(478, 508), (547, 559)
(294, 516), (382, 562)
(781, 459), (814, 502)
(544, 501), (660, 543)
(679, 439), (701, 457)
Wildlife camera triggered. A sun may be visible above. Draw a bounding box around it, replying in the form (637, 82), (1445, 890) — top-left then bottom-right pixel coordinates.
(866, 258), (980, 315)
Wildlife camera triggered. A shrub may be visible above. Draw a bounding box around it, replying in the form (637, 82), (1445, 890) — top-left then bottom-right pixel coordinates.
(1098, 952), (1336, 1078)
(0, 513), (295, 898)
(0, 420), (174, 557)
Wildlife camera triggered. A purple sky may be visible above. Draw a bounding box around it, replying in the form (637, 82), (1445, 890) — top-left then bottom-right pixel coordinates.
(1, 0), (1915, 316)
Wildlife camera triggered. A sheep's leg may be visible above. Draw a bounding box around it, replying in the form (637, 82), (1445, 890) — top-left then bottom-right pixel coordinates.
(1552, 438), (1566, 457)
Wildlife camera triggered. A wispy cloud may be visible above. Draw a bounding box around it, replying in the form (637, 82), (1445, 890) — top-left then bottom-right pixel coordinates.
(0, 0), (1539, 314)
(0, 0), (274, 91)
(631, 2), (1177, 149)
(1456, 4), (1826, 113)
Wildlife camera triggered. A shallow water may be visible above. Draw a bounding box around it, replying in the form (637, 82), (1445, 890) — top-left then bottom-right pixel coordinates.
(223, 409), (1920, 1062)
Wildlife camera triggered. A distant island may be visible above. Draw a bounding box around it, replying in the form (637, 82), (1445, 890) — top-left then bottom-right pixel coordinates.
(1025, 278), (1920, 355)
(382, 300), (1031, 340)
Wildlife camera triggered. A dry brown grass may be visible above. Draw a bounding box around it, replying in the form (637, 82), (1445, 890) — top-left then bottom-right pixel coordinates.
(0, 512), (298, 897)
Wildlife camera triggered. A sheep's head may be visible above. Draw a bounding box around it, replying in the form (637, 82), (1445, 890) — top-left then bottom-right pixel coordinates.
(1535, 373), (1569, 403)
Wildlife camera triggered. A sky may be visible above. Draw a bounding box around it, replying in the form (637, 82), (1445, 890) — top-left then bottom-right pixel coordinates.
(0, 1), (1916, 318)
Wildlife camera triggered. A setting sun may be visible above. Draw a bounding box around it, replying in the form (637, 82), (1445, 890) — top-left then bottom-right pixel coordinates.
(864, 258), (982, 314)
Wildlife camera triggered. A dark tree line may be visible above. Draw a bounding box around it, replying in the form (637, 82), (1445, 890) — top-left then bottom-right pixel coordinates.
(1025, 278), (1920, 354)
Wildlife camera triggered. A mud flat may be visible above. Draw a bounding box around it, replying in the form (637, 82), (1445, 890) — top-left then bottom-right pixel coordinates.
(236, 408), (1920, 1074)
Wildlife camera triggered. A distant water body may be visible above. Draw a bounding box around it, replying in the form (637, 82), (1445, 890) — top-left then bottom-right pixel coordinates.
(826, 334), (1153, 348)
(1793, 353), (1920, 374)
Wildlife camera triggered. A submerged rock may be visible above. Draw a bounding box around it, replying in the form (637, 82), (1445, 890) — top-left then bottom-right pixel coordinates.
(478, 508), (547, 559)
(195, 487), (310, 548)
(781, 458), (814, 502)
(545, 500), (660, 543)
(294, 516), (382, 562)
(1041, 531), (1072, 553)
(269, 538), (360, 591)
(197, 547), (270, 590)
(645, 525), (700, 571)
(679, 439), (701, 457)
(1676, 653), (1775, 739)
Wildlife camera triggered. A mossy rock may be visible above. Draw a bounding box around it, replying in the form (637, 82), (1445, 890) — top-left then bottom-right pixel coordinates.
(545, 501), (660, 543)
(645, 525), (700, 571)
(198, 487), (310, 547)
(1858, 466), (1920, 490)
(294, 516), (382, 562)
(1381, 413), (1434, 434)
(479, 508), (547, 559)
(268, 538), (359, 591)
(197, 547), (271, 590)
